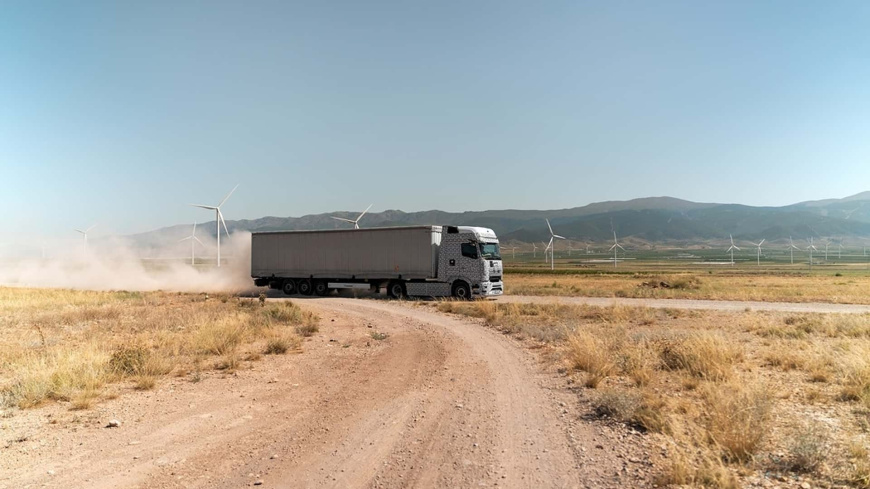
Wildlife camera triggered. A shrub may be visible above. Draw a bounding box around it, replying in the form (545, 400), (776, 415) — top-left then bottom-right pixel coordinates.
(659, 332), (741, 381)
(784, 421), (828, 473)
(295, 323), (319, 337)
(702, 382), (773, 462)
(565, 329), (615, 387)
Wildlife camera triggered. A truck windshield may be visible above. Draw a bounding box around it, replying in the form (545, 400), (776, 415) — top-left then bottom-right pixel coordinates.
(479, 243), (501, 260)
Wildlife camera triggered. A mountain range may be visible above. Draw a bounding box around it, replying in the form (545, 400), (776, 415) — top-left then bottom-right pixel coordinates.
(133, 192), (870, 248)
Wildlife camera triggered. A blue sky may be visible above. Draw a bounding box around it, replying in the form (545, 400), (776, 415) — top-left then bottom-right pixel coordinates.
(2, 1), (870, 236)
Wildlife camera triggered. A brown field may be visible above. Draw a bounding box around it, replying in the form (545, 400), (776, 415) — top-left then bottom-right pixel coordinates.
(0, 288), (317, 410)
(506, 271), (870, 304)
(435, 300), (870, 488)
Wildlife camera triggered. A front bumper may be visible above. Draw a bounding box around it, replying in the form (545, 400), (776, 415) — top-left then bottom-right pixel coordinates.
(475, 281), (503, 297)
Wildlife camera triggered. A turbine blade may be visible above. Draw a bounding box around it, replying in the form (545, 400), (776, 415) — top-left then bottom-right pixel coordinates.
(190, 204), (218, 210)
(554, 234), (566, 239)
(617, 244), (625, 251)
(74, 229), (85, 234)
(218, 184), (239, 207)
(194, 237), (205, 246)
(759, 239), (765, 246)
(546, 219), (553, 235)
(179, 236), (192, 242)
(219, 210), (229, 237)
(86, 224), (97, 233)
(357, 203), (373, 221)
(609, 244), (617, 251)
(331, 217), (355, 223)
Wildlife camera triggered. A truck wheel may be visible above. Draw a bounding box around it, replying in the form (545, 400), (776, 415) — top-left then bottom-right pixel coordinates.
(282, 280), (296, 296)
(297, 279), (313, 296)
(313, 280), (329, 296)
(387, 281), (406, 299)
(452, 281), (471, 300)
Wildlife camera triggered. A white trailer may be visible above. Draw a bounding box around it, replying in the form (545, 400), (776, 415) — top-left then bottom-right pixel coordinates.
(251, 225), (503, 299)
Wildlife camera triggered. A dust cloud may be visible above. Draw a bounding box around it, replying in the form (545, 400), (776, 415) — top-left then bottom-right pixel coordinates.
(0, 232), (258, 294)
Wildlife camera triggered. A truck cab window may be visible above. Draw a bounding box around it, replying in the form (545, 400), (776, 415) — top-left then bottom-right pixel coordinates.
(461, 243), (479, 259)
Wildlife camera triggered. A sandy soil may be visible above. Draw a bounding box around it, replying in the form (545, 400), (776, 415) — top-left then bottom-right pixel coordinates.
(497, 294), (870, 314)
(0, 298), (651, 488)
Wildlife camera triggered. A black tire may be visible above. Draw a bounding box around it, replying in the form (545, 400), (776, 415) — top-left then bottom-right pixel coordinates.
(452, 281), (471, 300)
(297, 279), (313, 296)
(313, 280), (329, 296)
(387, 280), (406, 299)
(281, 280), (296, 296)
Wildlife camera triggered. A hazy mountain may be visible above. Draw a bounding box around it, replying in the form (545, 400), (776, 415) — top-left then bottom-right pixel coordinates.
(130, 193), (870, 246)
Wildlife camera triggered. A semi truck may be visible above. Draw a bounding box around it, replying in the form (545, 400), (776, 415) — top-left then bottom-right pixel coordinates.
(251, 225), (503, 299)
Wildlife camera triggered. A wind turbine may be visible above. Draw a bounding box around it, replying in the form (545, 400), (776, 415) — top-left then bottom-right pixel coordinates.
(806, 237), (818, 270)
(838, 240), (843, 260)
(179, 221), (205, 266)
(541, 241), (549, 263)
(543, 219), (566, 270)
(331, 204), (373, 229)
(751, 239), (765, 266)
(532, 242), (538, 258)
(788, 236), (800, 265)
(823, 239), (830, 261)
(190, 184), (238, 268)
(74, 225), (96, 253)
(609, 231), (625, 268)
(727, 235), (740, 266)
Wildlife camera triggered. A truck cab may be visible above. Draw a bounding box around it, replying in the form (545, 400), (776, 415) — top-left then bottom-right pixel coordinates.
(438, 226), (503, 298)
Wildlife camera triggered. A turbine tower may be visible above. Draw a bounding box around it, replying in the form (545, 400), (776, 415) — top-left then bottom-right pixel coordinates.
(609, 231), (625, 268)
(74, 225), (96, 253)
(727, 235), (740, 266)
(788, 236), (799, 265)
(331, 204), (373, 229)
(750, 239), (765, 266)
(190, 184), (238, 268)
(806, 237), (818, 270)
(179, 221), (205, 266)
(544, 219), (566, 270)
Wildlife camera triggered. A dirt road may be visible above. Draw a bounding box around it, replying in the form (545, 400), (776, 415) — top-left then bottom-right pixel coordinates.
(497, 294), (870, 314)
(1, 298), (649, 488)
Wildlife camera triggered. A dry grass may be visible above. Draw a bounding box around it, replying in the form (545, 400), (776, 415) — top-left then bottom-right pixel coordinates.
(702, 381), (773, 462)
(0, 288), (316, 410)
(506, 272), (870, 304)
(435, 299), (870, 487)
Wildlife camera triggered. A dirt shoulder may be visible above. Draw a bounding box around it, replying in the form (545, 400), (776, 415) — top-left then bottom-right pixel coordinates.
(1, 298), (649, 488)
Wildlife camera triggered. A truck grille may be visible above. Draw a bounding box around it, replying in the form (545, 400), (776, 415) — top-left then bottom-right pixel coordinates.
(489, 275), (502, 283)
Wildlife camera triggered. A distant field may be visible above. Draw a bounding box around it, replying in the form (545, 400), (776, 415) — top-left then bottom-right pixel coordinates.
(501, 249), (870, 304)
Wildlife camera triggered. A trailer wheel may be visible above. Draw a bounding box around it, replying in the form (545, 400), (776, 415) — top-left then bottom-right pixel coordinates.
(281, 280), (297, 296)
(451, 281), (471, 300)
(387, 281), (406, 300)
(297, 279), (313, 296)
(313, 280), (329, 296)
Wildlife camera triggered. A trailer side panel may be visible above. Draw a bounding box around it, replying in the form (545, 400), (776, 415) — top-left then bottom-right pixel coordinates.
(251, 226), (441, 280)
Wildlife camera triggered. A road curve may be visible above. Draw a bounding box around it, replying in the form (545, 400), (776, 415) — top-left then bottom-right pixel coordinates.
(2, 297), (647, 489)
(495, 295), (870, 314)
